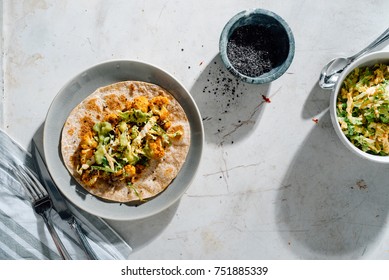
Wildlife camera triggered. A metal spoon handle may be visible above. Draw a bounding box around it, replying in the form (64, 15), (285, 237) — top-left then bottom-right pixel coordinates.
(350, 27), (389, 61)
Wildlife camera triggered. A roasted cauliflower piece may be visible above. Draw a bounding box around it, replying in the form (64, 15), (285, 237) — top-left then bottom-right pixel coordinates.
(132, 96), (149, 113)
(148, 138), (165, 159)
(150, 96), (170, 120)
(80, 131), (98, 149)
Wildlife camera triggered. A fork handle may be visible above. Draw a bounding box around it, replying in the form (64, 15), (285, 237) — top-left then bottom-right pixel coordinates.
(41, 213), (72, 260)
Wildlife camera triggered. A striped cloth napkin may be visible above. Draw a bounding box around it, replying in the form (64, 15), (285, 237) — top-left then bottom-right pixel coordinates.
(0, 128), (132, 260)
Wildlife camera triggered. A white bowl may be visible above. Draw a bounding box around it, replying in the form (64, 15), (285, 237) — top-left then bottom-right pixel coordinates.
(44, 60), (204, 220)
(330, 51), (389, 163)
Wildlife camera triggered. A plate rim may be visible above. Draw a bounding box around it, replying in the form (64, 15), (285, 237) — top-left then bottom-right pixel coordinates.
(43, 59), (204, 220)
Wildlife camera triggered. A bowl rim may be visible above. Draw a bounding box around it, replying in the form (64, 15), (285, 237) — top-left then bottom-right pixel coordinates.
(330, 51), (389, 163)
(219, 8), (295, 84)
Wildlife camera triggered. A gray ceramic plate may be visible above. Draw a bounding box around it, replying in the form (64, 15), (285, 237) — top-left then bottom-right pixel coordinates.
(43, 60), (204, 220)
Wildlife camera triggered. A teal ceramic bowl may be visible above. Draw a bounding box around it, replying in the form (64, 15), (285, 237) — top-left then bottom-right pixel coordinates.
(219, 9), (295, 84)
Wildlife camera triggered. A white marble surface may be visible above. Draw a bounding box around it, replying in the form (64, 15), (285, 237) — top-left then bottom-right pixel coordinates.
(2, 0), (389, 259)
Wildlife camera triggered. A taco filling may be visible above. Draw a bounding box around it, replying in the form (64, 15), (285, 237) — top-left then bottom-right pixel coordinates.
(61, 81), (190, 203)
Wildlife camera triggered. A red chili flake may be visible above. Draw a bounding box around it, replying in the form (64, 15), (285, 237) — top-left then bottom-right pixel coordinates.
(262, 95), (271, 103)
(312, 118), (319, 123)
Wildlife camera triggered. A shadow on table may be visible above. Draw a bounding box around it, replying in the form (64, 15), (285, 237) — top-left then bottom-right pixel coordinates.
(275, 84), (389, 259)
(108, 200), (180, 253)
(190, 53), (270, 146)
(31, 123), (178, 255)
(301, 81), (332, 120)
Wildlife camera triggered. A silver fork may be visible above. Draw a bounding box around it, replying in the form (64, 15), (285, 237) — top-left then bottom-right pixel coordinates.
(13, 164), (72, 260)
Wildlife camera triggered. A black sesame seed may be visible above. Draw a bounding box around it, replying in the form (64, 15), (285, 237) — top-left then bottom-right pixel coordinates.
(226, 24), (289, 77)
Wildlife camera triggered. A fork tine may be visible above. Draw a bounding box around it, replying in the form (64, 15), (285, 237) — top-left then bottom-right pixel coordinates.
(14, 165), (47, 200)
(19, 165), (48, 197)
(13, 166), (39, 201)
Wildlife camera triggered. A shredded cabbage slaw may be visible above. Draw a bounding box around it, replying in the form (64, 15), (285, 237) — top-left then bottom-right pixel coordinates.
(76, 95), (183, 193)
(337, 64), (389, 155)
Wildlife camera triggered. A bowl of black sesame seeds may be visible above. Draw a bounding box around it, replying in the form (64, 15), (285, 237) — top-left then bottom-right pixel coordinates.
(219, 9), (295, 84)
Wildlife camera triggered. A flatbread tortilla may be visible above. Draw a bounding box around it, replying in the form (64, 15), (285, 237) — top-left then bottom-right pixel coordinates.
(61, 81), (190, 203)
